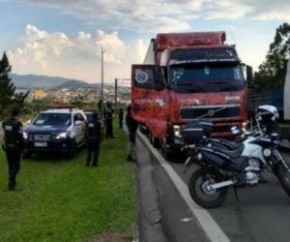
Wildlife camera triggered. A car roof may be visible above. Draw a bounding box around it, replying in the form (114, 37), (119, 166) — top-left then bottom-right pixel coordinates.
(41, 108), (84, 114)
(41, 109), (72, 113)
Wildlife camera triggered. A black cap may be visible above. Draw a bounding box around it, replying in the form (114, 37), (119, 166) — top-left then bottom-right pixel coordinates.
(11, 107), (21, 117)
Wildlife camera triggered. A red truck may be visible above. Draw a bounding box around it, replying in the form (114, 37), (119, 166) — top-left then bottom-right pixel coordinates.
(131, 31), (252, 157)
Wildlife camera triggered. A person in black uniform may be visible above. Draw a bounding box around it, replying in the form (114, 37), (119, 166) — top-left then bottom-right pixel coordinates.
(85, 112), (101, 167)
(118, 108), (124, 129)
(2, 108), (24, 190)
(104, 103), (114, 138)
(125, 105), (138, 161)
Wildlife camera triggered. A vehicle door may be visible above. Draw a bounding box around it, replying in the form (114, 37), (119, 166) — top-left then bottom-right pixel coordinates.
(73, 113), (86, 144)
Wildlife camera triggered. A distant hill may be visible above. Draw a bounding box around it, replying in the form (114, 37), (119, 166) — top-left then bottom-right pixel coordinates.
(10, 73), (101, 89)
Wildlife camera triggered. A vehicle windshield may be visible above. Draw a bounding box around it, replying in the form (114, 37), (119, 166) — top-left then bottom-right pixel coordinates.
(33, 113), (71, 126)
(169, 63), (245, 93)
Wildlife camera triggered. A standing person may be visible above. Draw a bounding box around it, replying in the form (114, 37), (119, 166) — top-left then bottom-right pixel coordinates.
(104, 103), (114, 138)
(118, 108), (124, 129)
(126, 105), (138, 161)
(2, 108), (24, 190)
(85, 112), (101, 167)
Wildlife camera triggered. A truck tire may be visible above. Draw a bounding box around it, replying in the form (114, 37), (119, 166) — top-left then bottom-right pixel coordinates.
(160, 139), (172, 160)
(149, 132), (159, 148)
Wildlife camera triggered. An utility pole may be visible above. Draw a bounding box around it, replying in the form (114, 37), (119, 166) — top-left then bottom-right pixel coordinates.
(100, 47), (105, 117)
(115, 78), (118, 111)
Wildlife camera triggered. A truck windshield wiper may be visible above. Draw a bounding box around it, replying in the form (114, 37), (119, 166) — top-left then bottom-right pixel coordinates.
(207, 81), (239, 91)
(176, 82), (205, 92)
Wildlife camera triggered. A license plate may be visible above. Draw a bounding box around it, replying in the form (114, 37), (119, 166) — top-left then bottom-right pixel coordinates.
(34, 142), (47, 147)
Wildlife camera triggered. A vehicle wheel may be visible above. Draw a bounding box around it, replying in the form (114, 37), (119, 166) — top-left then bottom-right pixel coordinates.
(148, 132), (153, 144)
(67, 140), (77, 159)
(160, 139), (172, 160)
(189, 167), (228, 208)
(149, 132), (159, 148)
(152, 136), (160, 148)
(23, 151), (33, 159)
(139, 124), (147, 134)
(275, 161), (290, 197)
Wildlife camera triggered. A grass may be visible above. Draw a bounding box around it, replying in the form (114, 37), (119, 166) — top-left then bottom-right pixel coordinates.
(0, 123), (136, 241)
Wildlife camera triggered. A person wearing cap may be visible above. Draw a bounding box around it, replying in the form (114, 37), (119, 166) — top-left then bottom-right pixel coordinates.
(125, 105), (138, 161)
(85, 112), (101, 167)
(104, 102), (114, 138)
(2, 108), (24, 190)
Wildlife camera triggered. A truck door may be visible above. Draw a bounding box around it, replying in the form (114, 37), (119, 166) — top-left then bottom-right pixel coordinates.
(131, 65), (168, 138)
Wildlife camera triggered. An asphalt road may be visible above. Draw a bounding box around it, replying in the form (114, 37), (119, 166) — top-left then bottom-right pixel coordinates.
(139, 131), (290, 242)
(168, 150), (290, 242)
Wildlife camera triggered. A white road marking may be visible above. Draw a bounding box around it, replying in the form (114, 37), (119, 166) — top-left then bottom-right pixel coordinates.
(139, 132), (230, 242)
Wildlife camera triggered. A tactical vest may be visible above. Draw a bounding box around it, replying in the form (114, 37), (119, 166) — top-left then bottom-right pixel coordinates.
(87, 122), (99, 141)
(3, 118), (22, 148)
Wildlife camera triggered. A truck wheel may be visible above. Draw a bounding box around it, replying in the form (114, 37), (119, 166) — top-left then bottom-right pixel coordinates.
(148, 132), (159, 148)
(152, 136), (160, 148)
(139, 124), (147, 134)
(160, 139), (172, 160)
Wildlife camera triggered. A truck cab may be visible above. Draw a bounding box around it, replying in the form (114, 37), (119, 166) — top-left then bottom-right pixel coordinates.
(131, 32), (252, 157)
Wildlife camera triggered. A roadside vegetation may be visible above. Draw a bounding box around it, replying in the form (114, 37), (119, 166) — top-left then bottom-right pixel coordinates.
(0, 123), (136, 241)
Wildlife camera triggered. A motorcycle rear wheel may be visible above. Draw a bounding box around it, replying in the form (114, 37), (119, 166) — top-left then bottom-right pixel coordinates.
(189, 167), (228, 208)
(275, 161), (290, 197)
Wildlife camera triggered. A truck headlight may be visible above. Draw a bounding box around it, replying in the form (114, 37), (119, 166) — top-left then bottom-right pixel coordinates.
(23, 132), (28, 139)
(56, 132), (67, 139)
(173, 125), (182, 138)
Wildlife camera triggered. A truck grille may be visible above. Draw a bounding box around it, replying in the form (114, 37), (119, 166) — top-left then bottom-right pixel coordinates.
(180, 105), (240, 120)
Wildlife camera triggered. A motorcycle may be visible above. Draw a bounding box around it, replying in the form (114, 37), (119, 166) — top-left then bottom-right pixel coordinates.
(182, 105), (290, 208)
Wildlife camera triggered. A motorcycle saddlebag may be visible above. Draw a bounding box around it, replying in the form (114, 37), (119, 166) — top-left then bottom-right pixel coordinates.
(182, 122), (203, 145)
(198, 119), (212, 137)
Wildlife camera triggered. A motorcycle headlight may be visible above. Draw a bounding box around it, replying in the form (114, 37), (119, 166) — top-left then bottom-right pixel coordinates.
(173, 125), (182, 138)
(23, 131), (28, 139)
(56, 132), (67, 139)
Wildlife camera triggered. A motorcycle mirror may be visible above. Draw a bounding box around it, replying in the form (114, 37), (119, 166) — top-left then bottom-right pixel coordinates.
(231, 126), (238, 131)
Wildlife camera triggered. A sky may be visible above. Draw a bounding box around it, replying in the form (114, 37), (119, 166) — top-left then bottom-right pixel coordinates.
(0, 0), (289, 84)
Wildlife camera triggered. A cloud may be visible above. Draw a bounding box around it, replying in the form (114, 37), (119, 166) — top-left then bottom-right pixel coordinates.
(12, 0), (290, 33)
(7, 24), (146, 83)
(4, 0), (290, 83)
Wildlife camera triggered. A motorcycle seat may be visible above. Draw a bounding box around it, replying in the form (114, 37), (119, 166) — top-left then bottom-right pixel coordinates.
(211, 143), (244, 159)
(210, 138), (240, 150)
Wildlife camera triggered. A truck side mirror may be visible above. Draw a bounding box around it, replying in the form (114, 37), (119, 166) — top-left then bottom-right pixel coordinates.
(132, 64), (165, 90)
(246, 65), (253, 82)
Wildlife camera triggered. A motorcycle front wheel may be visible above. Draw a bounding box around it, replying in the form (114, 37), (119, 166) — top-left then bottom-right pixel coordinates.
(275, 160), (290, 197)
(189, 167), (228, 208)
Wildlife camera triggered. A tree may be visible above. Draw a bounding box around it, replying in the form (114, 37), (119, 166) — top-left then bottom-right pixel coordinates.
(254, 22), (290, 91)
(0, 52), (28, 118)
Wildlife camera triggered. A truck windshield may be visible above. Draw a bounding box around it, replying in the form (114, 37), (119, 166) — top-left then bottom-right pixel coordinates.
(169, 63), (245, 92)
(33, 113), (71, 126)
